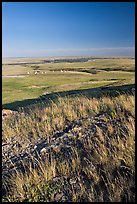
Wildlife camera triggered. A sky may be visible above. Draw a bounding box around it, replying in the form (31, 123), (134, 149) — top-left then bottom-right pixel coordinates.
(2, 2), (135, 58)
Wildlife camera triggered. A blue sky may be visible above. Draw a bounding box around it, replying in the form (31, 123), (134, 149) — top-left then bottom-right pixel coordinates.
(2, 2), (135, 57)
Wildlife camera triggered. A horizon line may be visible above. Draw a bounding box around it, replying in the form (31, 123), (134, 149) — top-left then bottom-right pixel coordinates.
(2, 47), (135, 58)
(2, 55), (135, 59)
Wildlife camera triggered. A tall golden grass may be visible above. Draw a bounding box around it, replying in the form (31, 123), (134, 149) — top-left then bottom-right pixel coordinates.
(2, 93), (135, 202)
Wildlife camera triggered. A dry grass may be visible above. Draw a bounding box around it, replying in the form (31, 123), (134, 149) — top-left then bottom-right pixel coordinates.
(2, 92), (135, 202)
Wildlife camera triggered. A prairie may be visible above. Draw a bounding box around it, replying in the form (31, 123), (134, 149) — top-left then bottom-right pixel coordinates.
(2, 57), (135, 202)
(2, 57), (135, 109)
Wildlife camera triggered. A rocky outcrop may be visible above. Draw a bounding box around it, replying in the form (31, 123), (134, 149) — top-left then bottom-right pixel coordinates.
(2, 111), (135, 201)
(2, 109), (18, 119)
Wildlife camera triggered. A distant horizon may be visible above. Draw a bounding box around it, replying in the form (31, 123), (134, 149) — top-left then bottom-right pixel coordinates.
(2, 54), (135, 59)
(2, 46), (135, 59)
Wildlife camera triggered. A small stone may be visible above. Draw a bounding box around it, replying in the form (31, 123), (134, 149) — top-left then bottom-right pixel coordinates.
(52, 145), (61, 153)
(40, 147), (48, 154)
(69, 177), (77, 185)
(34, 145), (37, 149)
(54, 192), (64, 202)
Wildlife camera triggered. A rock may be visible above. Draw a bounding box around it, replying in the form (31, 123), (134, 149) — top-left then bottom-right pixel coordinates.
(2, 109), (13, 116)
(3, 111), (133, 200)
(54, 192), (64, 202)
(2, 109), (21, 120)
(69, 177), (77, 185)
(40, 147), (49, 154)
(52, 145), (61, 153)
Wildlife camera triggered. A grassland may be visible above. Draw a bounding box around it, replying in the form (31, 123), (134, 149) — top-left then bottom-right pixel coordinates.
(2, 93), (135, 202)
(2, 57), (135, 109)
(2, 57), (135, 202)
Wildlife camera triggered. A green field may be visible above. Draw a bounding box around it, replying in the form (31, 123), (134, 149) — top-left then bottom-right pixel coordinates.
(2, 57), (135, 110)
